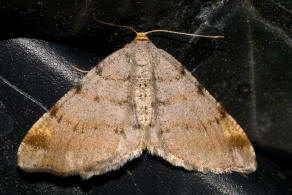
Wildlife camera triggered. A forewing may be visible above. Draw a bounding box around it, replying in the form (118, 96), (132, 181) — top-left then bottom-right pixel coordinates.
(147, 48), (256, 173)
(17, 45), (144, 179)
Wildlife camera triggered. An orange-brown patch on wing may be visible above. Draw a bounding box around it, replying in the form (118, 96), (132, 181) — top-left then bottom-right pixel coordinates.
(23, 124), (52, 149)
(227, 130), (252, 149)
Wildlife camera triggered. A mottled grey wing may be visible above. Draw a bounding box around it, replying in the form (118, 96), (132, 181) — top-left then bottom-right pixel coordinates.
(147, 47), (256, 173)
(17, 44), (144, 179)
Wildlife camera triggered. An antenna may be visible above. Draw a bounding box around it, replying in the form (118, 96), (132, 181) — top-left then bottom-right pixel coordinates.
(92, 13), (224, 39)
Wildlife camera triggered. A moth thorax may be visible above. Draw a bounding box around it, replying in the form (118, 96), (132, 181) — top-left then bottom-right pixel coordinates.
(133, 66), (154, 129)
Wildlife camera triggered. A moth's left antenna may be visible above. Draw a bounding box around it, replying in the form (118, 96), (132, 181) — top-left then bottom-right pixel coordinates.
(92, 13), (138, 35)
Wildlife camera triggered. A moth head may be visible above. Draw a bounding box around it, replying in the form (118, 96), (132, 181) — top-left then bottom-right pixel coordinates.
(133, 32), (150, 42)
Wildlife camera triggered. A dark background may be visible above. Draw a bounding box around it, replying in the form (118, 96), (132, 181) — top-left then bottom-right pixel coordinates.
(0, 0), (292, 194)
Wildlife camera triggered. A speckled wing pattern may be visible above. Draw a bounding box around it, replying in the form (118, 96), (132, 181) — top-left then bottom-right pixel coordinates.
(17, 46), (145, 179)
(146, 46), (256, 173)
(17, 40), (256, 179)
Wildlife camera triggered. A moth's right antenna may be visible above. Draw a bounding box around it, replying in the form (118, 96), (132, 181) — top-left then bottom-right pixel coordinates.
(145, 29), (224, 39)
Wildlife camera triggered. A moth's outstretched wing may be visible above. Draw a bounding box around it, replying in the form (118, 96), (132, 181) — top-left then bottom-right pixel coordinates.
(17, 45), (144, 179)
(147, 47), (256, 173)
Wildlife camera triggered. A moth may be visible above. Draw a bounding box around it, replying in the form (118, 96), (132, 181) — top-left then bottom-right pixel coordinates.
(17, 17), (256, 179)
